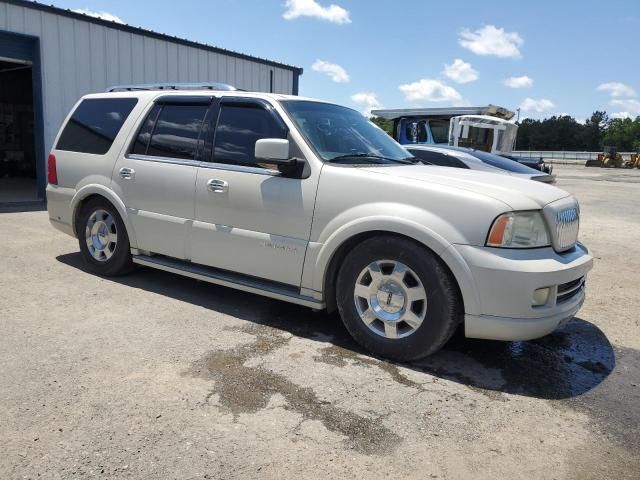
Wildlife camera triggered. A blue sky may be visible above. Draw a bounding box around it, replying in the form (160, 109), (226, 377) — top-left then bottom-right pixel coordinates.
(52, 0), (639, 121)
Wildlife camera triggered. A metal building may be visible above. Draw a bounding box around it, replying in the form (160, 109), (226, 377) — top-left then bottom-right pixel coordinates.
(0, 0), (303, 206)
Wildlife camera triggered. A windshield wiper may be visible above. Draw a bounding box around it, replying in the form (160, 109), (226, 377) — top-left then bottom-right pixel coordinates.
(328, 153), (418, 164)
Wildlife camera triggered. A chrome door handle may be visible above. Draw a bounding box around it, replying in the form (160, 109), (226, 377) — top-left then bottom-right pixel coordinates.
(119, 167), (135, 179)
(207, 179), (229, 193)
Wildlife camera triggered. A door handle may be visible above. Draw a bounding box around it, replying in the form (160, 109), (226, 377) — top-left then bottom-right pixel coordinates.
(119, 167), (135, 180)
(207, 179), (229, 193)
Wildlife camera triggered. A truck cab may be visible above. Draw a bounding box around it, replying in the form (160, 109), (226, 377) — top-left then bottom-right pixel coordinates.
(372, 105), (517, 154)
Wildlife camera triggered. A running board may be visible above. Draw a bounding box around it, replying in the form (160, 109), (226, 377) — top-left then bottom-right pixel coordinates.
(132, 254), (325, 309)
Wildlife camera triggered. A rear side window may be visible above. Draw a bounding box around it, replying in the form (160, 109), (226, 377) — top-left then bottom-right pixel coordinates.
(57, 98), (138, 154)
(144, 105), (208, 160)
(213, 105), (287, 167)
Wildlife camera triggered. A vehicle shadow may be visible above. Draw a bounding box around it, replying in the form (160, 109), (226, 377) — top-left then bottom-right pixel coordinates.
(57, 252), (615, 400)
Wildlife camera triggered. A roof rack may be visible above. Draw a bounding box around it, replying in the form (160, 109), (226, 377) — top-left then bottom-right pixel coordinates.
(106, 82), (238, 92)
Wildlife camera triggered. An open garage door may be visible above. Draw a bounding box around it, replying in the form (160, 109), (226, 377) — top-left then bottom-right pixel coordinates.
(0, 31), (44, 207)
(0, 58), (36, 203)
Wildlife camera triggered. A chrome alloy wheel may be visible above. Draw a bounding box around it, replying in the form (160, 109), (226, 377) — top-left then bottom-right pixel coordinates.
(85, 209), (117, 262)
(354, 260), (427, 339)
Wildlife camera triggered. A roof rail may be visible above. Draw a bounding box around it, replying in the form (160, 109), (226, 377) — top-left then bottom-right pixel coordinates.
(106, 82), (238, 92)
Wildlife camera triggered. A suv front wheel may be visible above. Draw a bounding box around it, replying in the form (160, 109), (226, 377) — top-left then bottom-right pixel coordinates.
(76, 197), (133, 276)
(336, 235), (462, 361)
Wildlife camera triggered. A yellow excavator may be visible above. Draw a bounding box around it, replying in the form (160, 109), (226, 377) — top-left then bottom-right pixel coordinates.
(586, 146), (639, 168)
(625, 152), (640, 169)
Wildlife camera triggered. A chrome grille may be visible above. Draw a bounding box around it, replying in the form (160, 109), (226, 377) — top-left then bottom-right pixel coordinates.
(554, 206), (579, 251)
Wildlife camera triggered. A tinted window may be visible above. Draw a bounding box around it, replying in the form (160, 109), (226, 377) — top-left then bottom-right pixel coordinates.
(213, 105), (287, 167)
(131, 104), (161, 155)
(405, 120), (428, 143)
(429, 120), (449, 144)
(57, 98), (138, 154)
(408, 149), (468, 169)
(146, 105), (208, 160)
(465, 149), (536, 173)
(458, 126), (493, 152)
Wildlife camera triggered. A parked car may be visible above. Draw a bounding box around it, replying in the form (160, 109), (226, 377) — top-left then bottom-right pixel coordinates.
(407, 145), (556, 183)
(501, 154), (553, 174)
(46, 85), (592, 361)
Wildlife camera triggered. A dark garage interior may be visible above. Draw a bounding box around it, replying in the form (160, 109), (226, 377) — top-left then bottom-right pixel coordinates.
(0, 58), (37, 204)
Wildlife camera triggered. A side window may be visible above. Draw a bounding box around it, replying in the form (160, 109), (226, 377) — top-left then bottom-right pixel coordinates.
(57, 98), (138, 154)
(405, 120), (428, 144)
(145, 105), (208, 160)
(131, 104), (161, 155)
(213, 104), (287, 168)
(428, 120), (449, 144)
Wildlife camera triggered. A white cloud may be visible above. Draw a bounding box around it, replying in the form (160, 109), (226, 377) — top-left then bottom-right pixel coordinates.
(610, 112), (632, 119)
(72, 8), (125, 24)
(311, 59), (350, 83)
(282, 0), (351, 24)
(504, 75), (533, 88)
(519, 97), (555, 112)
(351, 92), (381, 116)
(459, 25), (523, 58)
(610, 99), (640, 115)
(399, 79), (463, 103)
(442, 59), (478, 84)
(597, 82), (637, 98)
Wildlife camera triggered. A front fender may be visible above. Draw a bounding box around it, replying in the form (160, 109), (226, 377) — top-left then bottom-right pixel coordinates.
(70, 184), (138, 248)
(304, 206), (481, 316)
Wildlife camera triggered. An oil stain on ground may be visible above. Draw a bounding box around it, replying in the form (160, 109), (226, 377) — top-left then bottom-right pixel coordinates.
(184, 323), (401, 455)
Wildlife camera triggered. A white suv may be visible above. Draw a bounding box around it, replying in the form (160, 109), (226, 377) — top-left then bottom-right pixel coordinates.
(46, 84), (593, 360)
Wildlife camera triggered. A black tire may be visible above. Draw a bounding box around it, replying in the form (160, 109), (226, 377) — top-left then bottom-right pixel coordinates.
(76, 197), (134, 276)
(336, 235), (463, 361)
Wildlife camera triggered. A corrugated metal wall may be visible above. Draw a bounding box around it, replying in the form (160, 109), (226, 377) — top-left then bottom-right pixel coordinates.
(0, 1), (297, 154)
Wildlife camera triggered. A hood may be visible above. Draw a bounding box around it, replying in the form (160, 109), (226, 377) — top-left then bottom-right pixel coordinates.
(361, 165), (570, 210)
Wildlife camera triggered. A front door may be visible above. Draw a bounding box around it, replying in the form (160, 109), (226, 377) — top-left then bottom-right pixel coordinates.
(191, 98), (317, 286)
(112, 97), (212, 259)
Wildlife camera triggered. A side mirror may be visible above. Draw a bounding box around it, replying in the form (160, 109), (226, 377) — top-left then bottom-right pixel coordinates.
(255, 138), (297, 167)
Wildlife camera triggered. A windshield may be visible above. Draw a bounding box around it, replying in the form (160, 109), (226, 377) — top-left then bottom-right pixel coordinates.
(281, 100), (413, 164)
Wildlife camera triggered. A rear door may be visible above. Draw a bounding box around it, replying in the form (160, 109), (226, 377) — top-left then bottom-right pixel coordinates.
(191, 97), (316, 286)
(112, 96), (212, 259)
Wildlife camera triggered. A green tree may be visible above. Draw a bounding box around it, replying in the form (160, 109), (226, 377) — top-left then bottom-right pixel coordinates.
(602, 117), (640, 151)
(370, 116), (394, 137)
(582, 111), (608, 151)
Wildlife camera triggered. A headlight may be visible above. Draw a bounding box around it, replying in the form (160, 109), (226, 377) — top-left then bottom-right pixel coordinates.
(486, 211), (551, 248)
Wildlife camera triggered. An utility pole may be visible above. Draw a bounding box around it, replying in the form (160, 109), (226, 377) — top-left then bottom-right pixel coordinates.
(516, 108), (521, 122)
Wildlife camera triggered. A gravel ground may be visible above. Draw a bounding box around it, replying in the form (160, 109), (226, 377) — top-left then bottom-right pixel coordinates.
(1, 164), (639, 479)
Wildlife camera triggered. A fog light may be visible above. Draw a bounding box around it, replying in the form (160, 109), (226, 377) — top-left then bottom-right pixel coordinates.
(532, 287), (550, 306)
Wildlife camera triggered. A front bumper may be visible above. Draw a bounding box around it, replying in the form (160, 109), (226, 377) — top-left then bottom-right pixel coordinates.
(455, 242), (593, 341)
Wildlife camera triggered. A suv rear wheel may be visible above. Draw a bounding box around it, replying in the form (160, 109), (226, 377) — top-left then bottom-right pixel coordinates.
(76, 197), (133, 276)
(336, 235), (462, 361)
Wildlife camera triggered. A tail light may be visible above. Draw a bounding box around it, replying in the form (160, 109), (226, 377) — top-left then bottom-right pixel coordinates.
(47, 154), (58, 185)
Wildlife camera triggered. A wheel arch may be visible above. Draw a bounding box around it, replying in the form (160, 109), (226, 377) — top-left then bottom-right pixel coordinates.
(315, 219), (480, 317)
(70, 185), (137, 247)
